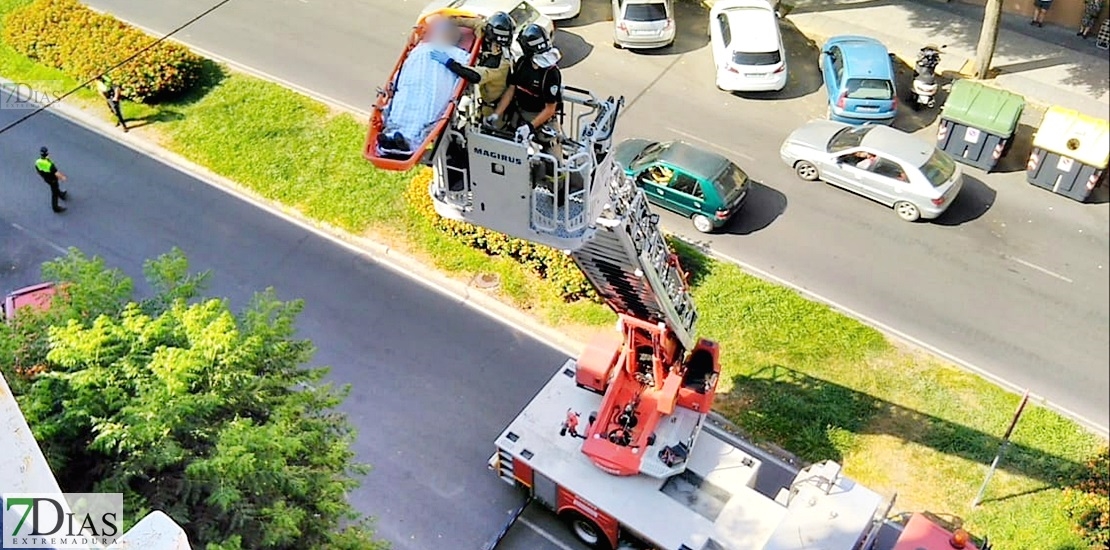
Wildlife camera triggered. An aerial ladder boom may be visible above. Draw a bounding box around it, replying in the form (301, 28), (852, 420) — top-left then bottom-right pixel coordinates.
(427, 83), (722, 478)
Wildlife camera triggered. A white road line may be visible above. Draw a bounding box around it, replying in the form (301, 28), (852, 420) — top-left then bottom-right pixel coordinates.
(10, 223), (70, 255)
(665, 126), (755, 161)
(701, 246), (1108, 438)
(519, 517), (577, 550)
(1008, 256), (1074, 283)
(35, 18), (1108, 438)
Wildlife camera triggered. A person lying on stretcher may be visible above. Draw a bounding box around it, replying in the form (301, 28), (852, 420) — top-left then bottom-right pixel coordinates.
(378, 17), (481, 153)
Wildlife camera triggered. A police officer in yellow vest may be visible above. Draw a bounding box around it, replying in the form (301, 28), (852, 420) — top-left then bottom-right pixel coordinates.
(34, 147), (68, 213)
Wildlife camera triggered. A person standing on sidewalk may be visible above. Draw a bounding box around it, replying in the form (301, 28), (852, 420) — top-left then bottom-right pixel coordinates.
(34, 147), (68, 213)
(1078, 0), (1105, 37)
(1030, 0), (1052, 27)
(96, 76), (128, 132)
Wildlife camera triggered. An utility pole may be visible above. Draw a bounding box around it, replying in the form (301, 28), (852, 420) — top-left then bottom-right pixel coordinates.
(975, 0), (1004, 79)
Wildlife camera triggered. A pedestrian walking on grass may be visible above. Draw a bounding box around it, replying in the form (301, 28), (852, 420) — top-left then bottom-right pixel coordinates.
(1030, 0), (1052, 27)
(96, 76), (128, 132)
(1078, 0), (1105, 37)
(34, 147), (68, 213)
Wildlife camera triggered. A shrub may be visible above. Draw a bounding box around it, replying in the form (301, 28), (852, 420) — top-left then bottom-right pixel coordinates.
(405, 170), (597, 302)
(2, 0), (203, 102)
(1063, 446), (1110, 548)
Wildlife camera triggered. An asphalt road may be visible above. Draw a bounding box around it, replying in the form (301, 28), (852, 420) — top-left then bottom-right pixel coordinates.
(0, 108), (582, 549)
(81, 0), (1110, 430)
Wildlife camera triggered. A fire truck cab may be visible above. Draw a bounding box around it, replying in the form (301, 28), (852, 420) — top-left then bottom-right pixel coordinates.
(491, 360), (892, 550)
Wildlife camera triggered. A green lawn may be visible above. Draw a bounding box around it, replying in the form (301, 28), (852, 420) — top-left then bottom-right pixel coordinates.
(2, 2), (1105, 547)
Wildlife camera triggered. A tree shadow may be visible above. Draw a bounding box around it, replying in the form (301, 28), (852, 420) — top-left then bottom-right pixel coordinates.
(730, 18), (823, 101)
(722, 181), (787, 235)
(554, 30), (594, 69)
(633, 0), (710, 56)
(714, 365), (1087, 489)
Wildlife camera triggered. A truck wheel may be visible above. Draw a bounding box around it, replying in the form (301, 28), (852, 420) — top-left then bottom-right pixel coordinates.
(564, 512), (613, 550)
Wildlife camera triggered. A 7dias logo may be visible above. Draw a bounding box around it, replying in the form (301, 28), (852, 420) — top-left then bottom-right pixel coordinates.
(1, 493), (122, 549)
(0, 80), (63, 110)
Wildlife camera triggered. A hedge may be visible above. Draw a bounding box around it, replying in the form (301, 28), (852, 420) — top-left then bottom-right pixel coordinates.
(2, 0), (203, 102)
(1063, 446), (1110, 547)
(405, 170), (597, 302)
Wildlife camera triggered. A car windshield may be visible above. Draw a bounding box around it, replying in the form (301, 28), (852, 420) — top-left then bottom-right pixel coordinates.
(510, 2), (541, 26)
(845, 78), (893, 100)
(732, 51), (781, 66)
(630, 142), (667, 170)
(919, 149), (957, 188)
(625, 3), (668, 21)
(712, 164), (749, 202)
(827, 126), (874, 153)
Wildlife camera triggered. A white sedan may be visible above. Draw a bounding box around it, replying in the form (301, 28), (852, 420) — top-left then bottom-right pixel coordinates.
(709, 0), (787, 92)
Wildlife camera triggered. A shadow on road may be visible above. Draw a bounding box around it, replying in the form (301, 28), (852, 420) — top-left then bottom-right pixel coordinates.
(555, 0), (610, 29)
(992, 121), (1038, 174)
(933, 175), (995, 226)
(633, 0), (710, 56)
(890, 56), (946, 133)
(554, 30), (594, 69)
(712, 366), (1086, 491)
(723, 182), (787, 235)
(731, 18), (822, 101)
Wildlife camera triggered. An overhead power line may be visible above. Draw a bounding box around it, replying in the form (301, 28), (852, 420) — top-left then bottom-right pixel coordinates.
(0, 0), (235, 136)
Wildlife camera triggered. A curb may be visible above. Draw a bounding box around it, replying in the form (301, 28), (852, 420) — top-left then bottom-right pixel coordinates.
(5, 78), (586, 362)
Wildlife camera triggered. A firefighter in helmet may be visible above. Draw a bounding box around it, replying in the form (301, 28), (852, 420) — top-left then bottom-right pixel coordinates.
(430, 12), (515, 119)
(488, 23), (563, 153)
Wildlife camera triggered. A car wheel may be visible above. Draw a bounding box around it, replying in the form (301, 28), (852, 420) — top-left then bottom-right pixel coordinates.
(894, 201), (921, 222)
(692, 214), (715, 233)
(564, 512), (613, 550)
(794, 161), (820, 181)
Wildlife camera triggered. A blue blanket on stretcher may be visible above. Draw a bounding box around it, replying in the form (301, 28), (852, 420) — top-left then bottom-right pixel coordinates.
(381, 43), (471, 153)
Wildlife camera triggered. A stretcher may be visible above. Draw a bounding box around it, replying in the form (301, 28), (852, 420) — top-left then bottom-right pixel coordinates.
(364, 9), (482, 172)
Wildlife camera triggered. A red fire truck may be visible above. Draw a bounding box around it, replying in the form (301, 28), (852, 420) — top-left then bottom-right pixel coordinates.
(368, 24), (987, 547)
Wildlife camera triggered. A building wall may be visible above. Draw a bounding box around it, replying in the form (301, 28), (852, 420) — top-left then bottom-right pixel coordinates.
(956, 0), (1109, 29)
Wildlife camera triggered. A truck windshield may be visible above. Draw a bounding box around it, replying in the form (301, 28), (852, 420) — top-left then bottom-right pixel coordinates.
(827, 126), (873, 153)
(919, 149), (957, 188)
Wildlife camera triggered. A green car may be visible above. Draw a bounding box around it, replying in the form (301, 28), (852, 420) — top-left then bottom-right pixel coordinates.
(613, 139), (750, 233)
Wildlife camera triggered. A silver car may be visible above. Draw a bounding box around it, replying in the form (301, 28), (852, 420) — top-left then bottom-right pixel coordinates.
(612, 0), (676, 50)
(779, 120), (963, 221)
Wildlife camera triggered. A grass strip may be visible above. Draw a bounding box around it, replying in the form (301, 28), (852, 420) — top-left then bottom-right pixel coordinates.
(1, 3), (1104, 547)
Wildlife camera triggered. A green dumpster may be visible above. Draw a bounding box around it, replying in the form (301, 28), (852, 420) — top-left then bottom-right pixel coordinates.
(937, 80), (1025, 172)
(1026, 106), (1109, 202)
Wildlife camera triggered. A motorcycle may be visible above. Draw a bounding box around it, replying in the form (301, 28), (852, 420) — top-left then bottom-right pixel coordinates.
(910, 44), (945, 110)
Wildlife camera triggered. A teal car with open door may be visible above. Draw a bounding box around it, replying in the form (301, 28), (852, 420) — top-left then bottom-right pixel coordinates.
(613, 139), (751, 233)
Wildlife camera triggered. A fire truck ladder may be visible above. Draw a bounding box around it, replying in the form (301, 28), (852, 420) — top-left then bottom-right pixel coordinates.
(428, 86), (697, 349)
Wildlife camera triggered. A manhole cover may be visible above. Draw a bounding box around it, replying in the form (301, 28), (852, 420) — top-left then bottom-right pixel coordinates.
(473, 273), (500, 289)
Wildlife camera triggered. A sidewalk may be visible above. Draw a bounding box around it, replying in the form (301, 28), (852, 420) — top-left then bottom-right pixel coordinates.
(779, 0), (1109, 120)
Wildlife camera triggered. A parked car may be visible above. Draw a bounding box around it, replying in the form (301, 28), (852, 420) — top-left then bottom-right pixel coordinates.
(780, 120), (963, 221)
(612, 0), (676, 50)
(533, 0), (581, 20)
(819, 35), (898, 125)
(420, 0), (554, 58)
(709, 0), (787, 92)
(3, 282), (57, 321)
(613, 139), (750, 232)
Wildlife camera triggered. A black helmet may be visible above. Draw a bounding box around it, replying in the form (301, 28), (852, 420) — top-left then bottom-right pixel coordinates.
(518, 23), (552, 58)
(484, 12), (515, 46)
(39, 146), (48, 157)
